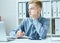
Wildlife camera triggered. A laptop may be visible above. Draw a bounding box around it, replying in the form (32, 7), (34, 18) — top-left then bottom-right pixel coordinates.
(0, 21), (16, 42)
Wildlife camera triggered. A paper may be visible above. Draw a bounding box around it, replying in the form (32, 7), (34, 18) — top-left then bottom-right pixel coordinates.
(19, 3), (23, 18)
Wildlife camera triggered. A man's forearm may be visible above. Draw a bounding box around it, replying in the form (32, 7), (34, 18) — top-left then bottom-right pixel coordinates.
(33, 20), (49, 39)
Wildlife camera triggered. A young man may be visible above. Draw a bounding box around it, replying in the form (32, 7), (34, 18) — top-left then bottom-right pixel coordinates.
(10, 1), (50, 40)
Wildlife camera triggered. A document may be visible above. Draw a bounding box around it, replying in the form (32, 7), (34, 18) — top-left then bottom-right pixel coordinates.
(52, 2), (57, 18)
(42, 2), (51, 18)
(23, 3), (26, 18)
(19, 3), (23, 18)
(55, 19), (60, 35)
(57, 1), (60, 17)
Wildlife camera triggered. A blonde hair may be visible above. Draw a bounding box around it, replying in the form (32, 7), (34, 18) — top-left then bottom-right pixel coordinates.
(29, 0), (42, 8)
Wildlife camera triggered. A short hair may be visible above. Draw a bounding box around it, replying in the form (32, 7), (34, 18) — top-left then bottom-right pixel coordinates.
(28, 0), (42, 8)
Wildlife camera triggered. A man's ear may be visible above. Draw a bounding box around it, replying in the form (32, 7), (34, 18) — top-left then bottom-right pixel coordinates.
(38, 7), (42, 12)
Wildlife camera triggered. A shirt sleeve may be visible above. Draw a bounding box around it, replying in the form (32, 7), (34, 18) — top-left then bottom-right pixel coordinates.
(33, 19), (50, 39)
(9, 19), (25, 37)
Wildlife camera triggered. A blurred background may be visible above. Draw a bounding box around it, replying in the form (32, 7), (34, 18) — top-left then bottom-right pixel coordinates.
(0, 0), (60, 37)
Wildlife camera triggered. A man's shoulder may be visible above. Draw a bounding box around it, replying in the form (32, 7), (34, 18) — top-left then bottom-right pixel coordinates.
(39, 17), (50, 23)
(41, 17), (49, 21)
(22, 17), (31, 22)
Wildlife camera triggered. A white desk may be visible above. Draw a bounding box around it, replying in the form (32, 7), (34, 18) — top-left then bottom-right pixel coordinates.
(0, 37), (60, 43)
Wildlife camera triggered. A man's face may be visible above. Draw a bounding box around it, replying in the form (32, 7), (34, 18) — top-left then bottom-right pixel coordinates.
(28, 3), (41, 19)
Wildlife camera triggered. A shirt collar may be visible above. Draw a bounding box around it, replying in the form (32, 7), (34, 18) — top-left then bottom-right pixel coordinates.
(29, 16), (42, 22)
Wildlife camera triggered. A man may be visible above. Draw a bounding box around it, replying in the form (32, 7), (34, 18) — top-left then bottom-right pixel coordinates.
(10, 1), (50, 40)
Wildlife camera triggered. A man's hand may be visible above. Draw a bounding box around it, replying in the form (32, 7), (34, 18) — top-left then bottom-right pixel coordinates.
(16, 30), (25, 38)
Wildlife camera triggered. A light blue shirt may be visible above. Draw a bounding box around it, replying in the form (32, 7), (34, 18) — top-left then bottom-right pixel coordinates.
(9, 17), (50, 40)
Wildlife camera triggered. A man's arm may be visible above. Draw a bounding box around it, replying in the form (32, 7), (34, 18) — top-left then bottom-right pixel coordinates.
(9, 19), (25, 37)
(33, 19), (50, 39)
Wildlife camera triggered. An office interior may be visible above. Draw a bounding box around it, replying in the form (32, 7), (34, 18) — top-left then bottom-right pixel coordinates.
(0, 0), (60, 39)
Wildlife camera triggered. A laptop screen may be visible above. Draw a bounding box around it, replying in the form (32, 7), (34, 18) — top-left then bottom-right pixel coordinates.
(0, 21), (7, 41)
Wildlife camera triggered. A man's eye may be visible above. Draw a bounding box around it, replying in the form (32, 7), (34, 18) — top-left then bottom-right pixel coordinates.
(31, 8), (34, 10)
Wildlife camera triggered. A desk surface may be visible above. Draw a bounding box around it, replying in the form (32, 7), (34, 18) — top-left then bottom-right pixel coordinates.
(0, 37), (60, 43)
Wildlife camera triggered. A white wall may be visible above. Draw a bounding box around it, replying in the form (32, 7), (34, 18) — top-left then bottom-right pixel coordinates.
(0, 0), (18, 35)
